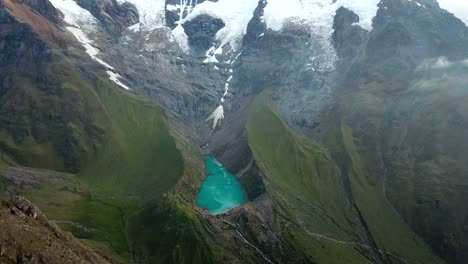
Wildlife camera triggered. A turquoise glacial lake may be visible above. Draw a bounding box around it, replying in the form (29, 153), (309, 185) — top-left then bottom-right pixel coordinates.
(197, 155), (247, 215)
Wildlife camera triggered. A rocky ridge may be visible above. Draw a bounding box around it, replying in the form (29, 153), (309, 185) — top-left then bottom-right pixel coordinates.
(0, 196), (121, 264)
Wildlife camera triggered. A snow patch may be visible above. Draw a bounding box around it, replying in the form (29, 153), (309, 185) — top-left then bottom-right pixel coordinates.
(107, 71), (131, 90)
(179, 0), (259, 58)
(262, 0), (379, 72)
(128, 22), (141, 32)
(49, 0), (97, 31)
(263, 0), (379, 32)
(175, 0), (379, 61)
(172, 25), (190, 52)
(66, 27), (114, 69)
(207, 105), (225, 129)
(50, 0), (132, 90)
(166, 4), (178, 12)
(170, 0), (199, 52)
(117, 0), (166, 31)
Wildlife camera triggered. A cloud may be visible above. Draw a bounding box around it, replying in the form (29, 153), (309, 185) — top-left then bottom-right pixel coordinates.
(437, 0), (468, 26)
(417, 57), (468, 72)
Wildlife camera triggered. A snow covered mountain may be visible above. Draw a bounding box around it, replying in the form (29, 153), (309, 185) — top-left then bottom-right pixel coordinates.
(1, 0), (468, 263)
(45, 0), (467, 133)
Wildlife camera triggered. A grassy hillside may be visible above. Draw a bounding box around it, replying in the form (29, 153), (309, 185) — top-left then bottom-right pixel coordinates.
(0, 13), (220, 261)
(78, 77), (184, 200)
(0, 49), (112, 172)
(0, 196), (123, 264)
(0, 39), (188, 260)
(246, 89), (443, 263)
(337, 62), (468, 263)
(128, 196), (218, 264)
(247, 90), (369, 263)
(19, 72), (184, 260)
(340, 122), (443, 264)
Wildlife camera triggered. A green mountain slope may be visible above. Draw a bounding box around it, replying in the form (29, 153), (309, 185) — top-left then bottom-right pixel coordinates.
(337, 61), (468, 263)
(19, 71), (184, 260)
(0, 4), (256, 263)
(246, 89), (443, 263)
(0, 8), (191, 259)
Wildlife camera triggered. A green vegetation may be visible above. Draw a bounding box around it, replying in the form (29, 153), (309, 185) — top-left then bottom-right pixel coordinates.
(0, 50), (108, 172)
(246, 89), (443, 263)
(0, 47), (186, 261)
(335, 67), (468, 263)
(246, 89), (368, 263)
(340, 122), (444, 264)
(128, 196), (219, 264)
(25, 178), (137, 259)
(0, 178), (9, 198)
(21, 74), (185, 261)
(79, 77), (184, 200)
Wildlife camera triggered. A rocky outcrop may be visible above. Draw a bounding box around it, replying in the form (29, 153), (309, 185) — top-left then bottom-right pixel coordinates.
(15, 0), (62, 24)
(330, 0), (468, 262)
(0, 0), (106, 172)
(184, 15), (225, 53)
(0, 197), (121, 264)
(332, 7), (368, 62)
(165, 0), (216, 29)
(75, 0), (139, 38)
(0, 166), (72, 188)
(6, 196), (40, 219)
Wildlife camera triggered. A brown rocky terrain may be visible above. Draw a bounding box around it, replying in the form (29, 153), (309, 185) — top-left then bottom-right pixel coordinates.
(0, 196), (122, 264)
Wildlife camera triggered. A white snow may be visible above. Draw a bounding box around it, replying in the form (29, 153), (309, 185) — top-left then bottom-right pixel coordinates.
(107, 71), (131, 90)
(204, 52), (220, 63)
(50, 0), (132, 90)
(170, 0), (199, 52)
(207, 105), (225, 129)
(117, 0), (166, 31)
(66, 27), (114, 69)
(263, 0), (379, 32)
(172, 25), (190, 52)
(128, 22), (141, 32)
(53, 0), (384, 130)
(48, 0), (97, 31)
(166, 4), (178, 12)
(173, 0), (380, 59)
(178, 0), (259, 58)
(49, 0), (105, 66)
(261, 0), (380, 71)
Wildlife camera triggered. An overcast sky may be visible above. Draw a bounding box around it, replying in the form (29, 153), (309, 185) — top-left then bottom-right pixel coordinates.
(437, 0), (468, 25)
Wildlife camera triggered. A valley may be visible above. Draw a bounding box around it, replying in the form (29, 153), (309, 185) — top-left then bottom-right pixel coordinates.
(0, 0), (468, 263)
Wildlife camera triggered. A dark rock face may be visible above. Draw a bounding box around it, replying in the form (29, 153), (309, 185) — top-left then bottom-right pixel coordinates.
(331, 1), (468, 263)
(0, 0), (105, 172)
(183, 15), (225, 53)
(333, 7), (368, 61)
(237, 1), (335, 137)
(75, 0), (139, 38)
(165, 0), (217, 29)
(16, 0), (62, 24)
(7, 196), (40, 219)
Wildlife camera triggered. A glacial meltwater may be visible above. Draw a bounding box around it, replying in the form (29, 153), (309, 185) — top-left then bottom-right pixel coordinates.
(197, 155), (247, 215)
